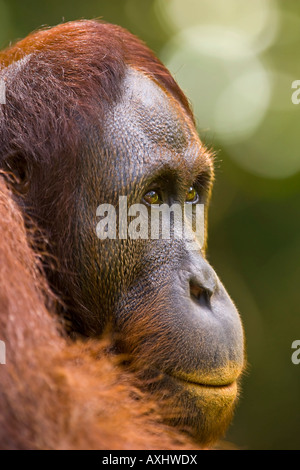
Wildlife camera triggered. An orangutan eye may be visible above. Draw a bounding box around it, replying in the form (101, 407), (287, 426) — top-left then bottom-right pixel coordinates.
(185, 186), (199, 203)
(143, 190), (160, 205)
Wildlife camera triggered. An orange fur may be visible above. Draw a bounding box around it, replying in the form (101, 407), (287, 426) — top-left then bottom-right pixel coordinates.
(0, 177), (197, 450)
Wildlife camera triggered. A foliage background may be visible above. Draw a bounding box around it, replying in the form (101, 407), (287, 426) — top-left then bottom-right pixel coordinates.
(1, 0), (299, 450)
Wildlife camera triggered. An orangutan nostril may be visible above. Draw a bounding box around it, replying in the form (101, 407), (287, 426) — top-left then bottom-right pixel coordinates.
(189, 280), (211, 308)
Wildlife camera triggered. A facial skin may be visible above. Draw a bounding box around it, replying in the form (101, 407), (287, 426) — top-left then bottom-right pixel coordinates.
(63, 67), (245, 445)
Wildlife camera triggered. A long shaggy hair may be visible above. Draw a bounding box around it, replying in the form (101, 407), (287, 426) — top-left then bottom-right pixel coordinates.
(0, 176), (196, 450)
(0, 20), (199, 450)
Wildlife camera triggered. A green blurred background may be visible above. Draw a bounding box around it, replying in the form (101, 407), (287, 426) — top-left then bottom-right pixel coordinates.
(1, 0), (299, 450)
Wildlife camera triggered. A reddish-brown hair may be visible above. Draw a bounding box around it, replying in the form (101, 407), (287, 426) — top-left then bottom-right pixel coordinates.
(0, 175), (197, 450)
(0, 20), (194, 165)
(0, 21), (200, 449)
(0, 20), (195, 260)
(0, 20), (193, 115)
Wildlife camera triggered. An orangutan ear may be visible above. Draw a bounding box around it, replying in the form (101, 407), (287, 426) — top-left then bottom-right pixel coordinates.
(3, 153), (31, 195)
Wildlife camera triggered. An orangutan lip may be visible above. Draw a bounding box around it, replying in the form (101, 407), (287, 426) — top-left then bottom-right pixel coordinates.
(170, 374), (236, 390)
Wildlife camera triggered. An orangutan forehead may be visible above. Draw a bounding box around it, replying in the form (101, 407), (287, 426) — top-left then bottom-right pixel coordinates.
(93, 67), (212, 195)
(115, 67), (197, 153)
